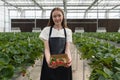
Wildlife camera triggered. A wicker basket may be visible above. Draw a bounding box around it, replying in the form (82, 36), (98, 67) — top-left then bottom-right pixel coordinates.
(50, 54), (69, 67)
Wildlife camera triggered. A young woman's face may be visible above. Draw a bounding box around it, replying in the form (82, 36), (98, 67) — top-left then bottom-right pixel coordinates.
(52, 10), (63, 26)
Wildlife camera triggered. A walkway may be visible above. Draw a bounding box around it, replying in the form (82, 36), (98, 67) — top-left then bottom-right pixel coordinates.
(13, 43), (91, 80)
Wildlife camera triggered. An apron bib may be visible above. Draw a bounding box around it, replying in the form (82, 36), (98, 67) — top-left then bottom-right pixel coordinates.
(49, 26), (66, 54)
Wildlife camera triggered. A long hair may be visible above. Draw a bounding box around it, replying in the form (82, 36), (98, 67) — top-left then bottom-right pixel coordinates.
(47, 7), (67, 28)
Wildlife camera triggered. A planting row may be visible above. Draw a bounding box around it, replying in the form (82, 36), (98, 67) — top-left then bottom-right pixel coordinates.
(0, 32), (44, 80)
(82, 32), (120, 43)
(73, 33), (120, 80)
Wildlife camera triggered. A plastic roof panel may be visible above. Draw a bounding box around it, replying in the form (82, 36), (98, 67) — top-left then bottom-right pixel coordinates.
(1, 0), (120, 18)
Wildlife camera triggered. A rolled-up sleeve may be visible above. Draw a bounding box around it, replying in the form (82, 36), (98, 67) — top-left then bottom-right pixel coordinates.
(39, 27), (50, 41)
(66, 28), (72, 43)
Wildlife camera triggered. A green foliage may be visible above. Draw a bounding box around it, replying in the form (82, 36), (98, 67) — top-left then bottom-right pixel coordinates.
(83, 32), (120, 43)
(0, 32), (44, 79)
(0, 65), (14, 79)
(73, 33), (120, 80)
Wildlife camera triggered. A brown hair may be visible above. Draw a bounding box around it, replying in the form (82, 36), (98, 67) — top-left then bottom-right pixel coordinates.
(47, 7), (67, 28)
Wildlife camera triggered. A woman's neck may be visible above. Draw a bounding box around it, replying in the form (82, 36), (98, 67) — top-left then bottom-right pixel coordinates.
(54, 25), (62, 30)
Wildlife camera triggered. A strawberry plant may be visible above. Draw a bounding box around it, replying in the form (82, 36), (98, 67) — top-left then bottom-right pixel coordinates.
(73, 33), (120, 80)
(0, 32), (44, 80)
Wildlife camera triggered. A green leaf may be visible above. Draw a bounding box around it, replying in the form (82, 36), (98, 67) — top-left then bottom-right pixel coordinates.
(103, 67), (113, 77)
(96, 69), (108, 78)
(0, 53), (10, 65)
(103, 57), (113, 65)
(13, 55), (24, 64)
(98, 75), (107, 80)
(0, 65), (14, 79)
(115, 67), (120, 71)
(113, 72), (120, 80)
(86, 50), (96, 59)
(115, 58), (120, 65)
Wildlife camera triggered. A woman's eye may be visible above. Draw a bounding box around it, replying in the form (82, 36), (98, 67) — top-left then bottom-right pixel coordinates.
(53, 14), (62, 18)
(53, 16), (56, 18)
(58, 14), (61, 17)
(58, 15), (61, 17)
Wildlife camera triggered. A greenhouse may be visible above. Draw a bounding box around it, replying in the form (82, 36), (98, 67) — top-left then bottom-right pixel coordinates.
(0, 0), (120, 80)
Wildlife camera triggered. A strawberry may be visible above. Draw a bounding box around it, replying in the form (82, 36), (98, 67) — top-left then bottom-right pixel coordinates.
(21, 70), (26, 77)
(51, 61), (56, 66)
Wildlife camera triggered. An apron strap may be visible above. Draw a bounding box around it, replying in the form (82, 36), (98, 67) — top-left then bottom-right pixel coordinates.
(49, 26), (52, 39)
(63, 28), (67, 42)
(63, 28), (67, 51)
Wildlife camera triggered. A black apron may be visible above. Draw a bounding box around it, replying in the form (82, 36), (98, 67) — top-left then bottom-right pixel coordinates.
(40, 27), (72, 80)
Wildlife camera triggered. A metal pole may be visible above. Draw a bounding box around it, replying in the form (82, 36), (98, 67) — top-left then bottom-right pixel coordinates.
(8, 9), (11, 32)
(83, 59), (85, 80)
(4, 2), (6, 32)
(34, 5), (36, 29)
(96, 0), (99, 30)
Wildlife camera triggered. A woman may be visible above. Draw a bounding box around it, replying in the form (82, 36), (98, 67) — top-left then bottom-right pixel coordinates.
(39, 7), (72, 80)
